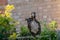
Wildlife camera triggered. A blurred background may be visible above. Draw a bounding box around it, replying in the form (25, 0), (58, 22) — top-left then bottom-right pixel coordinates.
(0, 0), (60, 29)
(0, 0), (60, 40)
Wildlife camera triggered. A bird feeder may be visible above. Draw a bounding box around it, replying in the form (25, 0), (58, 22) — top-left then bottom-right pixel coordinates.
(26, 12), (41, 37)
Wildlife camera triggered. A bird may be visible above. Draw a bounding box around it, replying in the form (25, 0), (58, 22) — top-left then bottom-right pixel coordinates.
(25, 12), (41, 37)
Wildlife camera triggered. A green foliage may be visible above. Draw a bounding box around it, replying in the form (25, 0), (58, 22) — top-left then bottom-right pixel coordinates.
(40, 27), (57, 40)
(8, 32), (17, 40)
(19, 20), (57, 40)
(48, 20), (57, 31)
(20, 26), (31, 36)
(0, 16), (16, 39)
(40, 20), (57, 40)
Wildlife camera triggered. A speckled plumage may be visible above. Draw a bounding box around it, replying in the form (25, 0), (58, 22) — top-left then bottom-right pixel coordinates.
(26, 12), (41, 37)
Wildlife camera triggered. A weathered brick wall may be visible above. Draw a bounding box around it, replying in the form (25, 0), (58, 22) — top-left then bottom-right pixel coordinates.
(7, 0), (60, 31)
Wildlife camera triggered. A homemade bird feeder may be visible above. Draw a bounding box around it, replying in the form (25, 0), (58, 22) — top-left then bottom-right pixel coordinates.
(26, 12), (41, 37)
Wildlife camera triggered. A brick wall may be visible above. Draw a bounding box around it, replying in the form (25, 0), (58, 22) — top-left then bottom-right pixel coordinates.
(0, 0), (7, 5)
(8, 0), (60, 29)
(0, 0), (7, 14)
(0, 0), (60, 33)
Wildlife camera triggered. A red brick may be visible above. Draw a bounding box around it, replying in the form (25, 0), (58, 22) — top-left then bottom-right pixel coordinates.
(0, 0), (7, 5)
